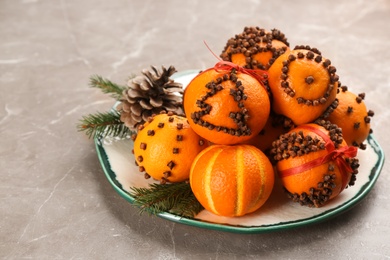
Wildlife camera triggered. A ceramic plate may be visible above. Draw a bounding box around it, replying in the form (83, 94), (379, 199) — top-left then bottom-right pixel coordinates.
(95, 70), (385, 234)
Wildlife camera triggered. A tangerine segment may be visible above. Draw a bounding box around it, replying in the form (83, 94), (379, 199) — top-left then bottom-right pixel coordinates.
(207, 146), (239, 216)
(244, 145), (275, 213)
(184, 69), (270, 145)
(268, 49), (338, 125)
(190, 144), (274, 217)
(189, 146), (224, 214)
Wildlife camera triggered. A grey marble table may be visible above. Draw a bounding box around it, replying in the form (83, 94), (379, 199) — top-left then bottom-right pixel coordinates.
(1, 0), (389, 259)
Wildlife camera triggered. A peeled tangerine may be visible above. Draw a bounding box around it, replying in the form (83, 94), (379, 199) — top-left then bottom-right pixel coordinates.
(268, 46), (339, 125)
(270, 121), (359, 207)
(327, 86), (374, 149)
(190, 144), (274, 217)
(133, 113), (207, 183)
(184, 67), (270, 145)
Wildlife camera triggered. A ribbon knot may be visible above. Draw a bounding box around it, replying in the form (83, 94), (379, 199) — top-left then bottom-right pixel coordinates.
(213, 60), (268, 85)
(278, 125), (358, 190)
(323, 145), (357, 177)
(203, 40), (268, 87)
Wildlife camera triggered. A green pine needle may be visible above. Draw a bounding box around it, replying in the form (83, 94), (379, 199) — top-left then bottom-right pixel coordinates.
(130, 182), (204, 218)
(77, 110), (131, 139)
(89, 75), (127, 100)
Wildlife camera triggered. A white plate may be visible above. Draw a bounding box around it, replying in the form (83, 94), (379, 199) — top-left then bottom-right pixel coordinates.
(95, 70), (385, 234)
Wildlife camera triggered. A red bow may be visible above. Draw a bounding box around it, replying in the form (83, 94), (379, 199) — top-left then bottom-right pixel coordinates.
(278, 125), (358, 190)
(203, 40), (268, 87)
(213, 60), (268, 86)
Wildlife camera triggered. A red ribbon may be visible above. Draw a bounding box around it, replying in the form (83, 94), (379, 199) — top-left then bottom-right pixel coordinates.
(203, 40), (268, 87)
(278, 125), (358, 189)
(213, 60), (268, 86)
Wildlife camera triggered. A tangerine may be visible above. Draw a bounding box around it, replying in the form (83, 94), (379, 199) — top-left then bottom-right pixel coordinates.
(243, 112), (294, 152)
(268, 47), (339, 125)
(190, 144), (275, 217)
(183, 68), (270, 145)
(327, 87), (373, 149)
(133, 113), (207, 183)
(271, 121), (359, 207)
(220, 27), (290, 70)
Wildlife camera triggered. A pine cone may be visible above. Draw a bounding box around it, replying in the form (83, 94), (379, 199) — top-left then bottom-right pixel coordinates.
(117, 65), (184, 130)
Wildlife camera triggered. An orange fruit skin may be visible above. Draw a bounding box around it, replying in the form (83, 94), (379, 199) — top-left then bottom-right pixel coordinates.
(229, 40), (289, 70)
(277, 152), (345, 200)
(183, 69), (270, 145)
(328, 90), (371, 146)
(268, 50), (338, 125)
(243, 114), (291, 152)
(133, 114), (207, 183)
(276, 124), (351, 200)
(190, 144), (275, 217)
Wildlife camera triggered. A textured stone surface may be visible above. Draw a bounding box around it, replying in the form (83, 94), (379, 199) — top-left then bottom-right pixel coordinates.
(1, 0), (389, 259)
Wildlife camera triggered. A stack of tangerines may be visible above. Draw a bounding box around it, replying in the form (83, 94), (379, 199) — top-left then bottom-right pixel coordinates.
(133, 26), (373, 217)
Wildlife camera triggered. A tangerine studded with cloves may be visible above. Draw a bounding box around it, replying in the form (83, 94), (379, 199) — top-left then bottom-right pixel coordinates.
(183, 68), (270, 145)
(268, 47), (340, 125)
(133, 112), (207, 183)
(270, 120), (359, 207)
(326, 86), (374, 149)
(220, 26), (290, 71)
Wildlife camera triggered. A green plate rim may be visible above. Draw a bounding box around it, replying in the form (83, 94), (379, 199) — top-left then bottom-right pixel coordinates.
(95, 133), (384, 234)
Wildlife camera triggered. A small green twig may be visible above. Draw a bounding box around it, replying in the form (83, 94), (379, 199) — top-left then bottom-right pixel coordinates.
(77, 110), (130, 139)
(89, 75), (127, 100)
(130, 182), (203, 218)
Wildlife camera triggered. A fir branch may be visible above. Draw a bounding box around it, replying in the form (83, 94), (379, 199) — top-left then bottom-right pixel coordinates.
(89, 75), (127, 100)
(130, 182), (204, 218)
(77, 110), (130, 139)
